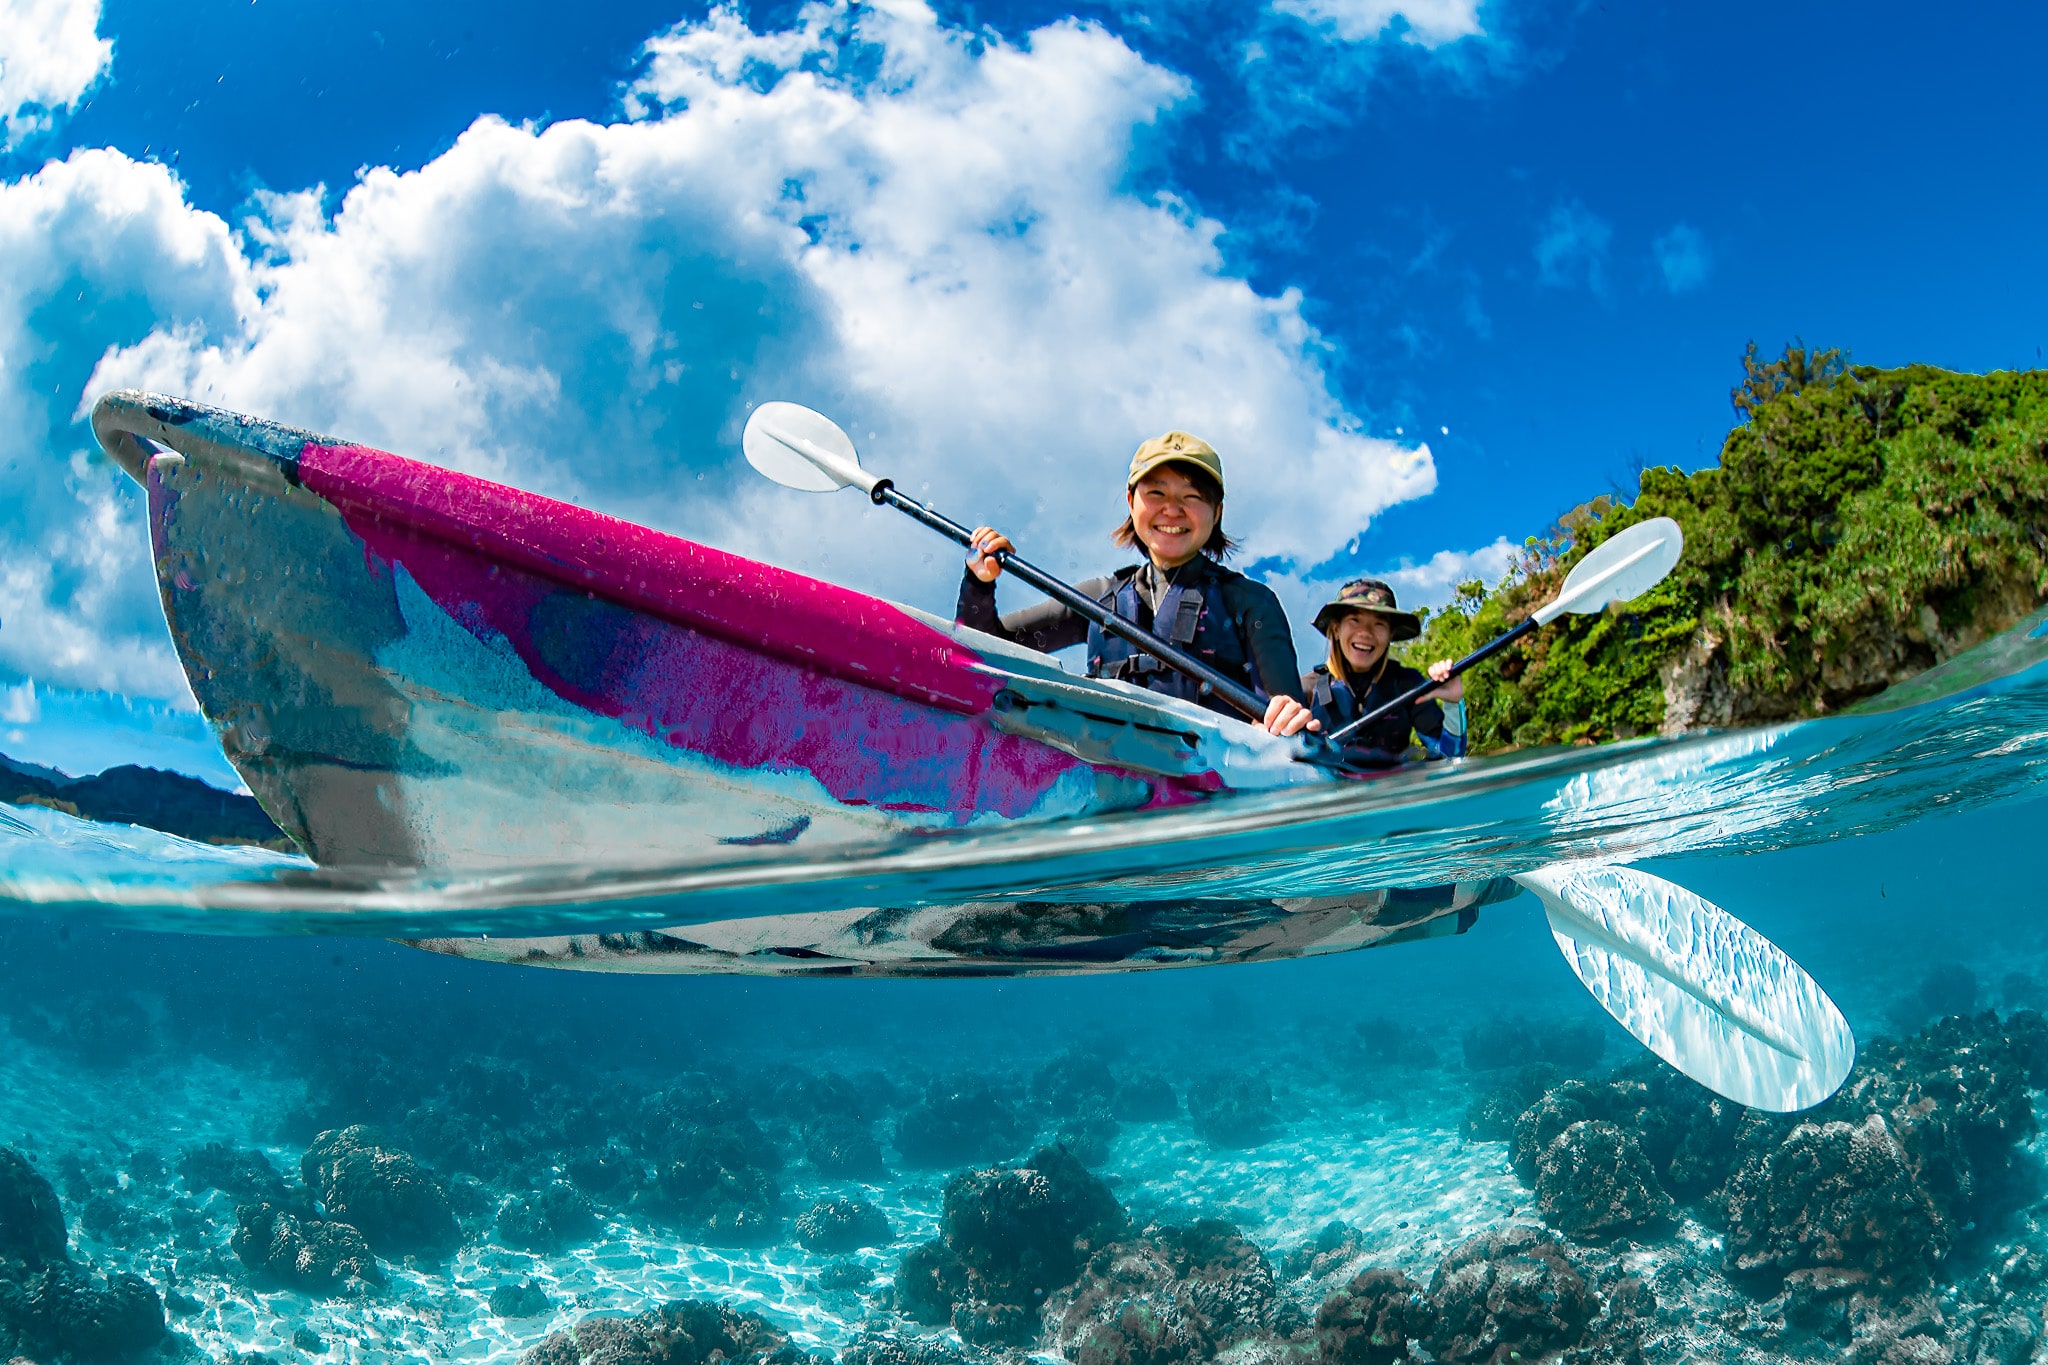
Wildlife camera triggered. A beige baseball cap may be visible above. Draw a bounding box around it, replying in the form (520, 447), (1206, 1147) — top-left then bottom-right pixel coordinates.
(1128, 431), (1224, 495)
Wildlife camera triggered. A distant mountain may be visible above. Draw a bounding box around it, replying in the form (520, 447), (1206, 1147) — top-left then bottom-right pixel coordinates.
(0, 755), (292, 850)
(0, 753), (71, 786)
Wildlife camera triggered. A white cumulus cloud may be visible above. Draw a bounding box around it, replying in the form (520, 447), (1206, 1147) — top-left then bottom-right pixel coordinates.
(1269, 0), (1487, 48)
(8, 0), (1436, 703)
(87, 4), (1434, 659)
(0, 149), (250, 700)
(0, 0), (112, 150)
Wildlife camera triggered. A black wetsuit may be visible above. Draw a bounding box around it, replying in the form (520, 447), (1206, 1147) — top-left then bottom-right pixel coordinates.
(955, 556), (1304, 718)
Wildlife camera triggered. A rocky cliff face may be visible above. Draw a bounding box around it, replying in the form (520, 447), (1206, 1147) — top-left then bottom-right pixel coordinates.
(1661, 573), (2046, 736)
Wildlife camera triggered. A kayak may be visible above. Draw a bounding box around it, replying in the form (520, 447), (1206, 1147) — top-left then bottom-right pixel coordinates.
(91, 391), (1326, 874)
(89, 391), (1861, 1110)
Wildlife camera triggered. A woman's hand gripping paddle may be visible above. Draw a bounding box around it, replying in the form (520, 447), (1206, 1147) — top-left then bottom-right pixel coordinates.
(1515, 863), (1855, 1111)
(741, 401), (1273, 724)
(1326, 516), (1685, 748)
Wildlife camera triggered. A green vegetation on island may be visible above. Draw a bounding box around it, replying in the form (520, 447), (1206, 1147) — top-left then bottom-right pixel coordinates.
(1399, 345), (2048, 752)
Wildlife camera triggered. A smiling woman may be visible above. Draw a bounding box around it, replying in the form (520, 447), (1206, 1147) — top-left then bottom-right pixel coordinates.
(1305, 577), (1466, 761)
(956, 430), (1318, 736)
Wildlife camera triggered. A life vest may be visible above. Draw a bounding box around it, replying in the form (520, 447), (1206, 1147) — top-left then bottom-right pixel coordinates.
(1308, 662), (1428, 758)
(1085, 564), (1258, 710)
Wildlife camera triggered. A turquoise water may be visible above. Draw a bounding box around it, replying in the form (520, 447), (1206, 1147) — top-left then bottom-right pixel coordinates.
(3, 610), (2048, 1363)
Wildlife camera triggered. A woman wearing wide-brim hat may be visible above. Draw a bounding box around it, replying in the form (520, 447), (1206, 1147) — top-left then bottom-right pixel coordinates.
(955, 431), (1316, 736)
(1303, 579), (1467, 761)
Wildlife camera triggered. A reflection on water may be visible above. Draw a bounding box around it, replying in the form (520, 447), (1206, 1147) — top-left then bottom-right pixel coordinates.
(0, 612), (2046, 1363)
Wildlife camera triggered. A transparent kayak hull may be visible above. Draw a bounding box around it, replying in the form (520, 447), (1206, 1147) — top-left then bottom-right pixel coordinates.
(91, 391), (1324, 875)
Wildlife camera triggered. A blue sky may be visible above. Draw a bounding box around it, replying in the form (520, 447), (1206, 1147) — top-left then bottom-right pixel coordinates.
(0, 0), (2043, 771)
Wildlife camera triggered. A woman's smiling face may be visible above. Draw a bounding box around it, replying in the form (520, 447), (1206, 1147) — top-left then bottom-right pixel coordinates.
(1127, 464), (1218, 567)
(1333, 610), (1393, 673)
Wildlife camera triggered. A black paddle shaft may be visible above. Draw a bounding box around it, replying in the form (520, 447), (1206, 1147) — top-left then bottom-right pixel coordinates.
(1325, 615), (1537, 746)
(869, 483), (1269, 722)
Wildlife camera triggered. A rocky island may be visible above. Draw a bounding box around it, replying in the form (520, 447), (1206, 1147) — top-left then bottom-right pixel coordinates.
(1402, 346), (2048, 750)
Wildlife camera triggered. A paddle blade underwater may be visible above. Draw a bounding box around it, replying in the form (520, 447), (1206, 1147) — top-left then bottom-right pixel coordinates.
(1515, 863), (1855, 1112)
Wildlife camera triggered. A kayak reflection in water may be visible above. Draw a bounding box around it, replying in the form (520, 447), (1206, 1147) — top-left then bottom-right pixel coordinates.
(954, 431), (1318, 738)
(1306, 579), (1467, 763)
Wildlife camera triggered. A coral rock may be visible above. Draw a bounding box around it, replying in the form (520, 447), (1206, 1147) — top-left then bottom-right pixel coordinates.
(894, 1240), (971, 1327)
(489, 1280), (553, 1319)
(1053, 1108), (1120, 1168)
(1532, 1120), (1674, 1243)
(1281, 1221), (1368, 1285)
(1032, 1052), (1120, 1117)
(840, 1330), (986, 1365)
(1722, 1114), (1949, 1283)
(655, 1125), (782, 1247)
(230, 1202), (384, 1291)
(0, 1149), (67, 1267)
(795, 1197), (892, 1254)
(497, 1183), (599, 1254)
(1965, 1309), (2036, 1365)
(1508, 1084), (1592, 1183)
(518, 1298), (803, 1365)
(301, 1126), (460, 1258)
(5, 1262), (165, 1363)
(1184, 1075), (1277, 1150)
(180, 1143), (291, 1207)
(1425, 1225), (1596, 1365)
(1313, 1267), (1429, 1365)
(803, 1114), (888, 1181)
(1462, 1065), (1561, 1142)
(1051, 1239), (1207, 1365)
(1110, 1071), (1179, 1123)
(896, 1145), (1129, 1346)
(944, 1145), (1127, 1305)
(817, 1261), (874, 1293)
(1051, 1219), (1280, 1365)
(894, 1079), (1031, 1170)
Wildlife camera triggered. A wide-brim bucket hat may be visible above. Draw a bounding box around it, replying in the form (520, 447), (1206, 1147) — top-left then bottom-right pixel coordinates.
(1128, 431), (1224, 495)
(1312, 578), (1422, 641)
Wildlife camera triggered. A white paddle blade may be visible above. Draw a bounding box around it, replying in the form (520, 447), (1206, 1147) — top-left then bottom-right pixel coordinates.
(743, 401), (864, 493)
(1513, 863), (1854, 1112)
(1535, 516), (1683, 624)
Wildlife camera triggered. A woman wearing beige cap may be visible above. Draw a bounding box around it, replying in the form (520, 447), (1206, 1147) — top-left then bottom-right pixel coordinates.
(1305, 579), (1466, 761)
(954, 431), (1317, 736)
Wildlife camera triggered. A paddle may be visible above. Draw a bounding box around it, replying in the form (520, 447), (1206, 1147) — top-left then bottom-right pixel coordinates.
(1325, 516), (1684, 747)
(741, 402), (1270, 722)
(1515, 863), (1855, 1111)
